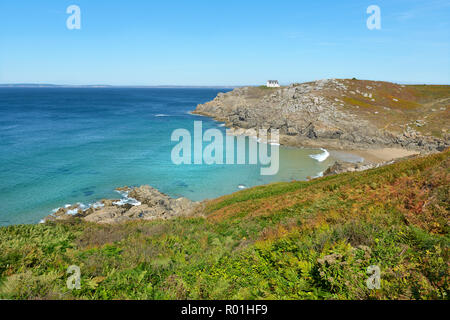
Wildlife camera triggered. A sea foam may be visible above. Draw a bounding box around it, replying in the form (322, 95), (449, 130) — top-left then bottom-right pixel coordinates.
(113, 190), (141, 207)
(66, 209), (79, 215)
(309, 148), (330, 162)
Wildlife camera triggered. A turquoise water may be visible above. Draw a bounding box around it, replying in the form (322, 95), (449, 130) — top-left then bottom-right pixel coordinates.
(0, 88), (333, 225)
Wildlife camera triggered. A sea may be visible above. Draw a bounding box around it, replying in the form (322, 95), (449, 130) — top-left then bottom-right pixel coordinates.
(0, 87), (335, 226)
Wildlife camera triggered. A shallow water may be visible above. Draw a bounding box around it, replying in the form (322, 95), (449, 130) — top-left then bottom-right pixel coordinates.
(0, 88), (333, 225)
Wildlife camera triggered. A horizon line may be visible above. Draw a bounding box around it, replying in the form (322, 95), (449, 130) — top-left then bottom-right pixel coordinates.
(0, 83), (243, 88)
(1, 79), (450, 88)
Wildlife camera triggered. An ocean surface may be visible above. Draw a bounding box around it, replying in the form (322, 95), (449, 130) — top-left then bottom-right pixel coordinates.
(0, 88), (334, 226)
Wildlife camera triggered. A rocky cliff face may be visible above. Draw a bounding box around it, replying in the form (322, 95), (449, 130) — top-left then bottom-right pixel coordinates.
(194, 79), (449, 151)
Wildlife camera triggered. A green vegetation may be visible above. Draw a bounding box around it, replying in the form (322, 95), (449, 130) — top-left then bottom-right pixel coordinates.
(331, 80), (449, 138)
(258, 85), (275, 90)
(256, 85), (281, 92)
(410, 85), (450, 102)
(1, 151), (449, 300)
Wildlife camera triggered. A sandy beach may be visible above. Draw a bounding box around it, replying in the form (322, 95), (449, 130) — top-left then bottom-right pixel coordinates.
(333, 148), (420, 164)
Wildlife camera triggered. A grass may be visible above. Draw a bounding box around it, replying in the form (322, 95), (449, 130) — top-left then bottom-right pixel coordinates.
(326, 80), (450, 137)
(0, 150), (449, 300)
(410, 85), (450, 102)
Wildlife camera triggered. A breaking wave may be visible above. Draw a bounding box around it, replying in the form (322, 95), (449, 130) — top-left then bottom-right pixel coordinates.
(309, 148), (330, 162)
(113, 190), (141, 207)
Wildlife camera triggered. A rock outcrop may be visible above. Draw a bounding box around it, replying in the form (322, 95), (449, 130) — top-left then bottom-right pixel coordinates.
(323, 160), (393, 176)
(194, 79), (449, 152)
(43, 185), (199, 224)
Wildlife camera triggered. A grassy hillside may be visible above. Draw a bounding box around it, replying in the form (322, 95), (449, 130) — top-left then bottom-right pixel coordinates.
(322, 80), (450, 138)
(248, 81), (449, 139)
(0, 150), (448, 300)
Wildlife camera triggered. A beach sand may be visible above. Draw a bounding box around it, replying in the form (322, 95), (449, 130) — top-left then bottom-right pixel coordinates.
(335, 148), (420, 164)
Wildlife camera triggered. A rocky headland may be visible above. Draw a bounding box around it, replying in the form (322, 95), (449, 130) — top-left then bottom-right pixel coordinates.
(193, 79), (449, 153)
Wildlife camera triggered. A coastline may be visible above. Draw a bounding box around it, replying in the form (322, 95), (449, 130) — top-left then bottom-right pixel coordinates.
(11, 79), (448, 226)
(197, 112), (422, 166)
(43, 107), (428, 225)
(191, 79), (446, 167)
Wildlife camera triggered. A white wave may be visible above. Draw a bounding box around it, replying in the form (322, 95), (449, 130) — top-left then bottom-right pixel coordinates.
(48, 190), (140, 218)
(155, 114), (170, 117)
(92, 202), (104, 209)
(238, 184), (247, 190)
(313, 171), (324, 178)
(309, 148), (330, 162)
(113, 190), (141, 206)
(66, 209), (79, 215)
(113, 198), (141, 206)
(115, 190), (128, 197)
(76, 202), (90, 211)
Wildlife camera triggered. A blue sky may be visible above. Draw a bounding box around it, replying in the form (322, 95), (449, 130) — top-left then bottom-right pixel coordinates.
(0, 0), (449, 85)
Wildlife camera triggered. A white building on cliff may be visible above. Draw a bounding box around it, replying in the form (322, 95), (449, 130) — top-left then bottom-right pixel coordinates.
(266, 80), (280, 88)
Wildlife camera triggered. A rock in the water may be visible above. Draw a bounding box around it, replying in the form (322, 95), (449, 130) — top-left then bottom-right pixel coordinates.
(43, 185), (199, 224)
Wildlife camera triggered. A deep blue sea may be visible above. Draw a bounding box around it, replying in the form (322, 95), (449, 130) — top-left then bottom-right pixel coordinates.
(0, 88), (333, 225)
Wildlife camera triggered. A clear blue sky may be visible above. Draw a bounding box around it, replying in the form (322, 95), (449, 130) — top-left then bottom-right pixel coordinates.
(0, 0), (449, 85)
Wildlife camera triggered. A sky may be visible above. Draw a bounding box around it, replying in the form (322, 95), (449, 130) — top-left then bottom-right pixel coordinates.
(0, 0), (449, 85)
